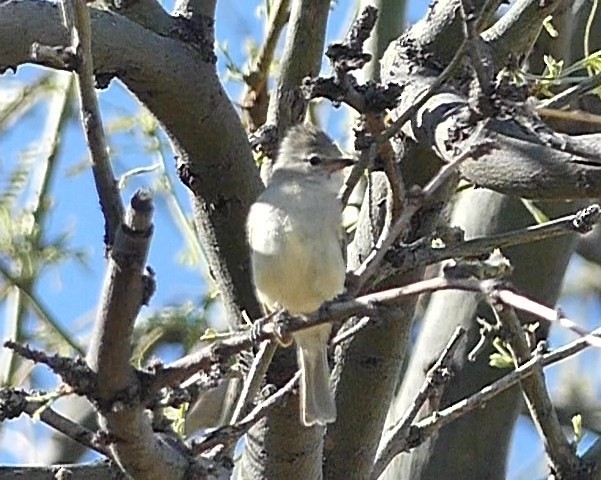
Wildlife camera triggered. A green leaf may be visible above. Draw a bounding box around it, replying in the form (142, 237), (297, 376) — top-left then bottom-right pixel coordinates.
(164, 404), (188, 437)
(572, 413), (583, 445)
(521, 199), (549, 224)
(490, 337), (514, 369)
(542, 16), (559, 38)
(543, 54), (564, 79)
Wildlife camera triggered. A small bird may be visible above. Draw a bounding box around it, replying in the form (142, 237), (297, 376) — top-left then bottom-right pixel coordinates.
(247, 123), (353, 426)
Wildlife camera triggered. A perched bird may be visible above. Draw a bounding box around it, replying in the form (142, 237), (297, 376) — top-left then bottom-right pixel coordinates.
(247, 123), (353, 426)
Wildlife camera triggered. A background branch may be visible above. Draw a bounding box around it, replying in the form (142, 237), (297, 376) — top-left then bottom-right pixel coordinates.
(265, 0), (330, 135)
(371, 326), (466, 480)
(63, 0), (124, 247)
(492, 299), (582, 477)
(241, 0), (291, 131)
(378, 323), (601, 477)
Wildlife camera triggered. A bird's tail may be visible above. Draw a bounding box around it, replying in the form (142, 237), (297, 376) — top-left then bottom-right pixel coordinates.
(294, 325), (337, 427)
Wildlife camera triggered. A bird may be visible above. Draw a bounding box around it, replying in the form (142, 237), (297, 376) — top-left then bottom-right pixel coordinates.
(247, 123), (353, 426)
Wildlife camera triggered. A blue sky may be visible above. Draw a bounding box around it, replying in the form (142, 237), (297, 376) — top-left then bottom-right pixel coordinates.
(0, 1), (598, 476)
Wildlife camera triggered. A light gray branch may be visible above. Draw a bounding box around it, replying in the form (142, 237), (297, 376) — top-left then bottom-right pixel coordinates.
(85, 192), (187, 480)
(240, 0), (291, 130)
(0, 463), (128, 480)
(387, 203), (601, 277)
(371, 327), (467, 480)
(379, 0), (597, 202)
(377, 322), (601, 477)
(265, 0), (330, 134)
(483, 0), (571, 65)
(491, 299), (582, 477)
(357, 0), (405, 82)
(406, 0), (504, 65)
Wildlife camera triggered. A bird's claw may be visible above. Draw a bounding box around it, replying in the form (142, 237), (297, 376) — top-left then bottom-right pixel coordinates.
(273, 311), (294, 347)
(251, 309), (294, 347)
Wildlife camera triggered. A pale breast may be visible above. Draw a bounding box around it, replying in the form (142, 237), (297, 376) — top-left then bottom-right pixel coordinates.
(247, 189), (345, 314)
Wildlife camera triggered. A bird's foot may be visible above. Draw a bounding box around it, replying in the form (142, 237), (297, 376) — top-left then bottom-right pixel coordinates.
(272, 310), (294, 347)
(251, 309), (294, 347)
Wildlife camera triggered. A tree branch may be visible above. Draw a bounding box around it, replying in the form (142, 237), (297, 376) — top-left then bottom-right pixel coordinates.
(240, 0), (291, 131)
(84, 191), (189, 479)
(60, 0), (124, 247)
(264, 0), (330, 135)
(0, 388), (110, 457)
(0, 463), (128, 480)
(379, 0), (599, 202)
(384, 203), (601, 279)
(376, 323), (601, 476)
(482, 0), (570, 66)
(490, 298), (582, 477)
(352, 137), (491, 292)
(191, 371), (300, 455)
(371, 327), (467, 480)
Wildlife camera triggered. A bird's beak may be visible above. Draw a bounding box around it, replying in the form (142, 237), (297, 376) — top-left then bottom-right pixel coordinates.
(323, 158), (355, 173)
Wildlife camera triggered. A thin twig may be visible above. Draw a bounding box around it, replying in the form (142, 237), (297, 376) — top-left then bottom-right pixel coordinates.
(459, 0), (494, 99)
(341, 143), (375, 207)
(241, 0), (290, 130)
(332, 316), (371, 345)
(63, 0), (124, 246)
(493, 288), (601, 349)
(388, 203), (601, 276)
(351, 134), (488, 293)
(0, 263), (85, 356)
(229, 340), (277, 423)
(539, 72), (601, 109)
(190, 371), (300, 454)
(365, 115), (405, 220)
(9, 270), (600, 409)
(374, 325), (601, 475)
(491, 299), (582, 476)
(153, 274), (601, 397)
(537, 107), (601, 128)
(0, 388), (111, 457)
(4, 340), (98, 399)
(371, 327), (466, 480)
(149, 277), (486, 393)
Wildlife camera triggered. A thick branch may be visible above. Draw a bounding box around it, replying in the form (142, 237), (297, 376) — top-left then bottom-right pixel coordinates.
(377, 0), (596, 201)
(379, 76), (601, 199)
(407, 0), (505, 66)
(85, 192), (189, 479)
(482, 0), (570, 66)
(0, 0), (263, 327)
(265, 0), (330, 134)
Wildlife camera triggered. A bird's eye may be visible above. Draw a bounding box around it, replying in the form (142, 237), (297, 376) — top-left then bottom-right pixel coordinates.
(307, 155), (322, 166)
